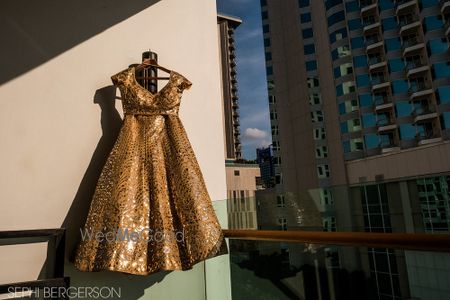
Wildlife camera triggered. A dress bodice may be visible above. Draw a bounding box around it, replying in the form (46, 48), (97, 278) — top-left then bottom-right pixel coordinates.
(111, 67), (192, 116)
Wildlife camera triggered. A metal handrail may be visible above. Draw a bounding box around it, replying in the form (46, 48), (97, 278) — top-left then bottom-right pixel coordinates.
(223, 229), (450, 252)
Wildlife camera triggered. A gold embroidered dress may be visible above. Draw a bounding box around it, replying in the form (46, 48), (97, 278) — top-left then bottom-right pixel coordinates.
(74, 66), (227, 275)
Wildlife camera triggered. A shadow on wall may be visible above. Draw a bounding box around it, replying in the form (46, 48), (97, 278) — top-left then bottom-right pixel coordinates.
(0, 0), (161, 85)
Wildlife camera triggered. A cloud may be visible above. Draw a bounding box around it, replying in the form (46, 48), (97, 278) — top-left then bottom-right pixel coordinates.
(244, 127), (267, 139)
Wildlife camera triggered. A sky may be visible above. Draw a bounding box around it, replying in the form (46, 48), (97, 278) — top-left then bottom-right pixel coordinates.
(216, 0), (271, 160)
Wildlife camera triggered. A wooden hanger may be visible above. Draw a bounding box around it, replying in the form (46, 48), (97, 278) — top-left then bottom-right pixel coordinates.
(134, 58), (172, 80)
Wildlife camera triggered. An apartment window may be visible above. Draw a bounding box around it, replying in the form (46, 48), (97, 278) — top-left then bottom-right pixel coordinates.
(349, 118), (361, 132)
(343, 138), (364, 153)
(364, 133), (379, 149)
(313, 127), (326, 140)
(332, 45), (351, 60)
(432, 62), (450, 79)
(271, 125), (279, 135)
(264, 37), (271, 47)
(265, 51), (272, 61)
(302, 28), (313, 39)
(320, 189), (334, 205)
(270, 110), (277, 120)
(268, 94), (276, 103)
(336, 81), (356, 97)
(382, 17), (397, 31)
(300, 13), (311, 23)
(353, 55), (367, 68)
(323, 217), (337, 232)
(277, 195), (285, 207)
(304, 44), (316, 55)
(272, 140), (280, 151)
(345, 1), (359, 12)
(315, 146), (328, 158)
(334, 63), (353, 78)
(395, 101), (411, 117)
(327, 11), (345, 27)
(388, 58), (405, 73)
(311, 111), (324, 123)
(261, 11), (268, 20)
(306, 60), (317, 71)
(427, 38), (448, 56)
(263, 24), (269, 33)
(234, 170), (240, 176)
(441, 112), (450, 129)
(260, 0), (267, 6)
(436, 86), (450, 104)
(317, 164), (330, 178)
(298, 0), (310, 7)
(385, 37), (401, 51)
(362, 113), (377, 128)
(359, 94), (372, 107)
(339, 99), (358, 114)
(391, 80), (409, 94)
(356, 74), (370, 87)
(309, 93), (322, 105)
(278, 218), (287, 231)
(399, 124), (416, 140)
(423, 15), (443, 33)
(307, 77), (320, 88)
(348, 19), (362, 31)
(379, 0), (394, 10)
(329, 28), (347, 44)
(351, 37), (364, 49)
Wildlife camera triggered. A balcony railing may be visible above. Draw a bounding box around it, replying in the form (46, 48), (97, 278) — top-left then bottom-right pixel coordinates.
(408, 82), (432, 94)
(401, 36), (422, 51)
(368, 56), (384, 66)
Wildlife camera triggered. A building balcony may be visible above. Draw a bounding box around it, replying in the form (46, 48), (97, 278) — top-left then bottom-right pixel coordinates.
(408, 83), (433, 100)
(371, 77), (390, 91)
(379, 141), (400, 153)
(373, 96), (394, 111)
(377, 121), (397, 132)
(416, 132), (442, 145)
(405, 61), (429, 77)
(365, 37), (384, 52)
(395, 0), (418, 15)
(361, 0), (378, 15)
(398, 16), (421, 35)
(363, 20), (381, 35)
(368, 56), (387, 72)
(441, 0), (450, 14)
(402, 37), (425, 56)
(413, 106), (438, 123)
(445, 19), (450, 37)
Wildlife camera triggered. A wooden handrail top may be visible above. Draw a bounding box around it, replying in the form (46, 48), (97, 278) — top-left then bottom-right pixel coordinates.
(223, 229), (450, 252)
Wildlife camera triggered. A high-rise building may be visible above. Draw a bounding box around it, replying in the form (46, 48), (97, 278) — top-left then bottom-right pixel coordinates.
(260, 0), (450, 299)
(256, 145), (276, 188)
(218, 14), (242, 160)
(217, 14), (261, 230)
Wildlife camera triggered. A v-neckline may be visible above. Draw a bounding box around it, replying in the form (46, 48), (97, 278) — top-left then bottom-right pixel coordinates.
(130, 66), (174, 98)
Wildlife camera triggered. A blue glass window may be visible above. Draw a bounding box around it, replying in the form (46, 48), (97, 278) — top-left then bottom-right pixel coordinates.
(399, 124), (416, 140)
(336, 85), (343, 97)
(395, 101), (411, 117)
(327, 11), (345, 27)
(362, 113), (377, 128)
(423, 15), (443, 33)
(304, 44), (315, 55)
(264, 38), (271, 47)
(345, 1), (359, 12)
(382, 17), (397, 31)
(436, 86), (450, 104)
(339, 102), (346, 115)
(340, 121), (348, 133)
(266, 66), (273, 75)
(359, 94), (372, 107)
(392, 80), (409, 94)
(265, 52), (272, 61)
(388, 58), (404, 72)
(306, 60), (317, 71)
(421, 0), (439, 8)
(356, 74), (370, 87)
(441, 112), (450, 129)
(364, 134), (379, 149)
(342, 140), (351, 153)
(301, 13), (311, 23)
(379, 0), (394, 10)
(329, 28), (348, 43)
(433, 62), (450, 78)
(261, 11), (268, 20)
(302, 28), (313, 39)
(263, 24), (269, 33)
(353, 55), (367, 68)
(385, 37), (401, 51)
(351, 37), (364, 49)
(325, 0), (343, 10)
(427, 38), (448, 56)
(299, 0), (310, 8)
(348, 19), (362, 31)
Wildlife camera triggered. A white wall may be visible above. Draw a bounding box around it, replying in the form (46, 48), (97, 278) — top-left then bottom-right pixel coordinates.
(0, 0), (230, 299)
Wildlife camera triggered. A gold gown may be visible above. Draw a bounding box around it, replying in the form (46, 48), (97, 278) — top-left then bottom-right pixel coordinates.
(73, 66), (228, 275)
